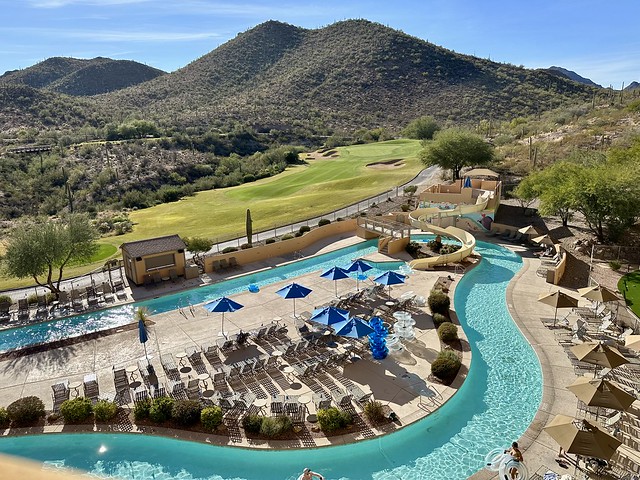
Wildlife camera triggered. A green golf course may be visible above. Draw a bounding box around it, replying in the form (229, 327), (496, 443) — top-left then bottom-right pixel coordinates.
(0, 139), (423, 290)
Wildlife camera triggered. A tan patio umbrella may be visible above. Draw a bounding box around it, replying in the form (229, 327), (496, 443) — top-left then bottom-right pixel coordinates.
(578, 285), (620, 304)
(518, 225), (539, 236)
(538, 291), (579, 325)
(570, 341), (629, 376)
(566, 376), (635, 417)
(543, 414), (621, 460)
(624, 335), (640, 351)
(532, 234), (556, 246)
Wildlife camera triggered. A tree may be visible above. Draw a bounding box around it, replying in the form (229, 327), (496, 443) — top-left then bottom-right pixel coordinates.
(183, 236), (213, 266)
(419, 129), (494, 180)
(511, 179), (538, 216)
(245, 209), (253, 245)
(402, 116), (440, 140)
(2, 214), (98, 296)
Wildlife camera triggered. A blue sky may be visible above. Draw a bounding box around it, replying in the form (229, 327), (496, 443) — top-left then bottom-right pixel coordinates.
(1, 0), (638, 87)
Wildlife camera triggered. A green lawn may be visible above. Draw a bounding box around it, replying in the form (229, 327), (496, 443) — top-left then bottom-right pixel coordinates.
(0, 139), (422, 290)
(618, 270), (640, 318)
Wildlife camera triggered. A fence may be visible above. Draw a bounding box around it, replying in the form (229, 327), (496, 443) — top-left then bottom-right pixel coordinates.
(591, 245), (640, 264)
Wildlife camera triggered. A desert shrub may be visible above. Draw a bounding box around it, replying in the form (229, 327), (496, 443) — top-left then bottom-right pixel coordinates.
(336, 217), (344, 221)
(299, 225), (311, 234)
(260, 415), (292, 438)
(221, 246), (238, 254)
(93, 400), (118, 422)
(242, 414), (264, 433)
(201, 406), (223, 431)
(0, 407), (9, 428)
(405, 241), (422, 256)
(149, 396), (174, 423)
(318, 218), (331, 227)
(404, 185), (418, 195)
(265, 238), (276, 244)
(240, 243), (252, 250)
(60, 397), (93, 424)
(7, 396), (45, 427)
(294, 231), (303, 237)
(426, 239), (442, 253)
(440, 244), (460, 255)
(363, 400), (386, 424)
(172, 400), (201, 426)
(317, 407), (352, 432)
(438, 322), (459, 342)
(428, 290), (450, 315)
(431, 350), (462, 381)
(134, 398), (151, 421)
(0, 294), (12, 305)
(280, 234), (294, 241)
(432, 312), (449, 328)
(609, 260), (622, 271)
(400, 204), (410, 212)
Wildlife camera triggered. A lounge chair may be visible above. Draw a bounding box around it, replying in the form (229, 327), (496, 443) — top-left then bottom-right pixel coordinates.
(186, 379), (200, 400)
(17, 298), (30, 321)
(228, 257), (238, 268)
(83, 373), (99, 402)
(57, 291), (70, 310)
(101, 282), (115, 303)
(219, 258), (229, 269)
(169, 268), (178, 282)
(70, 290), (84, 312)
(51, 380), (70, 412)
(151, 272), (162, 285)
(0, 300), (11, 323)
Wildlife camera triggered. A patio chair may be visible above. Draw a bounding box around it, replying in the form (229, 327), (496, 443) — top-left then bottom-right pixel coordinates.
(83, 373), (100, 402)
(219, 258), (229, 269)
(160, 353), (180, 380)
(186, 379), (200, 400)
(169, 268), (178, 282)
(101, 282), (115, 303)
(70, 290), (84, 312)
(169, 379), (187, 399)
(270, 398), (284, 416)
(228, 257), (238, 268)
(313, 393), (332, 411)
(51, 380), (70, 412)
(0, 300), (11, 323)
(347, 384), (372, 404)
(113, 367), (129, 392)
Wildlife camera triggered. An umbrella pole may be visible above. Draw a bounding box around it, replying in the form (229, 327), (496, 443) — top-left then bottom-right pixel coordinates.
(143, 342), (149, 365)
(554, 307), (558, 327)
(222, 312), (226, 338)
(293, 298), (296, 318)
(335, 281), (338, 298)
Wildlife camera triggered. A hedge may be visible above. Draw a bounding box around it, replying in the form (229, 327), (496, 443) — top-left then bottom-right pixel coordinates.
(7, 396), (45, 427)
(437, 322), (458, 342)
(431, 350), (461, 381)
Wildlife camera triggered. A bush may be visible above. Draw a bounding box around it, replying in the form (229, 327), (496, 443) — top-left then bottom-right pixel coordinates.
(400, 204), (410, 212)
(432, 313), (449, 328)
(260, 415), (293, 438)
(7, 396), (45, 427)
(428, 290), (450, 315)
(242, 414), (264, 433)
(405, 241), (422, 256)
(149, 396), (174, 423)
(240, 243), (252, 250)
(609, 260), (622, 271)
(60, 397), (93, 424)
(280, 234), (294, 241)
(201, 406), (223, 431)
(426, 239), (442, 253)
(265, 238), (276, 244)
(93, 400), (118, 422)
(363, 401), (386, 424)
(0, 407), (9, 428)
(431, 350), (462, 381)
(317, 407), (352, 432)
(438, 322), (459, 342)
(172, 400), (201, 426)
(294, 231), (303, 237)
(134, 398), (151, 421)
(440, 244), (460, 255)
(221, 246), (238, 254)
(0, 294), (12, 305)
(299, 225), (311, 234)
(318, 218), (331, 227)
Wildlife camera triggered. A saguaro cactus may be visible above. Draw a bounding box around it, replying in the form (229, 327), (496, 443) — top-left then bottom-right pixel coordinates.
(246, 208), (253, 245)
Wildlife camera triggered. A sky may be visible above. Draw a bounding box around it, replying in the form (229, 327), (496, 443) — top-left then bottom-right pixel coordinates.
(1, 0), (638, 87)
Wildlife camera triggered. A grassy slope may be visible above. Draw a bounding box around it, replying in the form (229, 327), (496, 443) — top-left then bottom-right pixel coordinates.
(619, 271), (640, 318)
(0, 140), (422, 290)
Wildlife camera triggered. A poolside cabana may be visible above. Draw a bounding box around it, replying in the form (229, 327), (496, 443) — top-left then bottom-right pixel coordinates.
(121, 234), (187, 286)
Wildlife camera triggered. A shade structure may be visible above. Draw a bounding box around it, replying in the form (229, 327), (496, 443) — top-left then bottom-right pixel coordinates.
(532, 234), (556, 246)
(570, 341), (629, 376)
(538, 291), (579, 325)
(463, 168), (499, 178)
(578, 285), (619, 304)
(543, 415), (621, 460)
(567, 376), (635, 412)
(518, 225), (539, 236)
(332, 316), (374, 338)
(347, 259), (373, 291)
(309, 306), (350, 327)
(320, 266), (350, 297)
(203, 296), (244, 338)
(373, 271), (407, 298)
(275, 282), (312, 318)
(625, 335), (640, 351)
(138, 318), (149, 363)
(463, 176), (472, 188)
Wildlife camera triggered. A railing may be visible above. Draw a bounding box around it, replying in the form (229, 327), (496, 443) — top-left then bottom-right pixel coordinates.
(356, 217), (411, 239)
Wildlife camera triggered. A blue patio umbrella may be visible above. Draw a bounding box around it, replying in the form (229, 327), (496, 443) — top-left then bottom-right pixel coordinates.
(347, 259), (373, 291)
(332, 316), (374, 338)
(138, 318), (149, 363)
(463, 176), (472, 188)
(203, 296), (244, 338)
(374, 271), (407, 298)
(309, 306), (350, 327)
(275, 282), (312, 318)
(320, 266), (350, 297)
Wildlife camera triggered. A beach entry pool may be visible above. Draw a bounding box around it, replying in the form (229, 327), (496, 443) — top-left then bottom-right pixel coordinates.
(0, 241), (542, 479)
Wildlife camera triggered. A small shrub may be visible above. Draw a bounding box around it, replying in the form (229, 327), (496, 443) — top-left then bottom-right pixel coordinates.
(426, 239), (442, 253)
(299, 225), (311, 234)
(400, 204), (410, 212)
(7, 396), (45, 427)
(318, 218), (331, 227)
(221, 246), (238, 254)
(0, 407), (9, 429)
(432, 312), (449, 328)
(438, 322), (459, 342)
(149, 396), (174, 423)
(242, 414), (264, 433)
(201, 406), (223, 431)
(265, 238), (276, 244)
(428, 290), (450, 315)
(336, 217), (344, 221)
(0, 294), (12, 305)
(440, 244), (460, 255)
(431, 350), (461, 381)
(403, 185), (418, 195)
(363, 401), (385, 424)
(609, 261), (622, 271)
(240, 243), (252, 250)
(317, 407), (352, 432)
(260, 415), (292, 438)
(93, 400), (118, 422)
(294, 231), (303, 237)
(172, 400), (201, 426)
(405, 241), (422, 256)
(134, 398), (151, 421)
(60, 397), (93, 424)
(281, 234), (294, 241)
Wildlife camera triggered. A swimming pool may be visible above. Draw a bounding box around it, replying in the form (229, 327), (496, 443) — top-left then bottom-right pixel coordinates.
(0, 240), (407, 353)
(0, 241), (543, 479)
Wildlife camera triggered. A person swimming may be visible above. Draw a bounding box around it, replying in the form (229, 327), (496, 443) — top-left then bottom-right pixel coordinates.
(297, 467), (324, 480)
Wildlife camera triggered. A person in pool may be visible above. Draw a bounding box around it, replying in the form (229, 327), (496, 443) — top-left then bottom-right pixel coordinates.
(298, 467), (324, 480)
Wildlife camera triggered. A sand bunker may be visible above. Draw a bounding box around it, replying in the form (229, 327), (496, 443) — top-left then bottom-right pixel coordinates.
(366, 158), (405, 169)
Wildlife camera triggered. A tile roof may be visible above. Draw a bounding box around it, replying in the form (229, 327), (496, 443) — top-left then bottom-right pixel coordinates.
(121, 234), (186, 258)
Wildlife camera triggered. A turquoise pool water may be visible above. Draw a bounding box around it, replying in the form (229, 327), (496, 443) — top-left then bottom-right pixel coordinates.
(0, 241), (543, 479)
(0, 240), (406, 353)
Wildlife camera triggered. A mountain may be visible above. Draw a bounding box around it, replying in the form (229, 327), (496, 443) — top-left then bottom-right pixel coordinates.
(625, 81), (640, 91)
(547, 66), (601, 88)
(0, 57), (165, 96)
